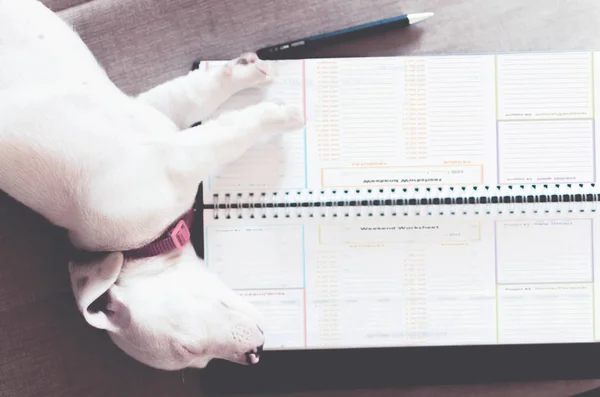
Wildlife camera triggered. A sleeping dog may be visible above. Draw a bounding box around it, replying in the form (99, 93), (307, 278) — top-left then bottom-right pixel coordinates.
(0, 0), (303, 370)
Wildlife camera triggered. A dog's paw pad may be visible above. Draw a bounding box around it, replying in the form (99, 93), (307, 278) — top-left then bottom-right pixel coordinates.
(223, 53), (276, 86)
(281, 105), (304, 126)
(261, 103), (305, 131)
(235, 52), (259, 65)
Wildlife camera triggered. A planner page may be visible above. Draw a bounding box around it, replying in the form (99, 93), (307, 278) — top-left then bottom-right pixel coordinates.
(203, 204), (600, 350)
(202, 51), (600, 204)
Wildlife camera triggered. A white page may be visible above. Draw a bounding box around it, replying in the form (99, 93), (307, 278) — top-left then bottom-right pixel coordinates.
(202, 60), (307, 196)
(202, 204), (600, 350)
(497, 284), (594, 344)
(496, 52), (595, 184)
(304, 55), (498, 191)
(495, 219), (593, 284)
(304, 218), (496, 348)
(201, 51), (600, 203)
(496, 52), (593, 120)
(497, 119), (595, 184)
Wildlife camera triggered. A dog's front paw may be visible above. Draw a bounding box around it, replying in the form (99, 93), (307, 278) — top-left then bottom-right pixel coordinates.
(222, 52), (276, 90)
(257, 101), (305, 133)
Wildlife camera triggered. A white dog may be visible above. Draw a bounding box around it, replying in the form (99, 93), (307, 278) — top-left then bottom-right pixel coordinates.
(0, 0), (304, 370)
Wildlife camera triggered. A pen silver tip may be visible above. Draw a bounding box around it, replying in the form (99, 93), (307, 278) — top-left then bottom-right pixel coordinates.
(407, 12), (434, 25)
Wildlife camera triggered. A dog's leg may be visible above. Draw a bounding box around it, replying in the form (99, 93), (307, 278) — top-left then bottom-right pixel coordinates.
(165, 101), (304, 185)
(137, 53), (274, 130)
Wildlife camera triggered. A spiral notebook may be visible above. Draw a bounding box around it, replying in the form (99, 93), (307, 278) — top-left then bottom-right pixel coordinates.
(199, 50), (600, 351)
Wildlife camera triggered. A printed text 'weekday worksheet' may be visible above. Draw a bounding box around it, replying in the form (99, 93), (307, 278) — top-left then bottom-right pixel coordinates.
(203, 51), (600, 203)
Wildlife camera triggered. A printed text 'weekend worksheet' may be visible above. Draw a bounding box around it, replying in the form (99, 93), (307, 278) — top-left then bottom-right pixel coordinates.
(203, 207), (600, 350)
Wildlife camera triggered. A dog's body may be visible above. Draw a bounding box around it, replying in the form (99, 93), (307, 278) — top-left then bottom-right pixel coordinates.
(0, 0), (303, 370)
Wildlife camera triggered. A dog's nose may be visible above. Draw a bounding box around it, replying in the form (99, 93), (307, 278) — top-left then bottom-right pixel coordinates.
(245, 343), (264, 365)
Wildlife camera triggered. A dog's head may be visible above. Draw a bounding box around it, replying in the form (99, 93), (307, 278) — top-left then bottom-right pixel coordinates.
(67, 246), (265, 370)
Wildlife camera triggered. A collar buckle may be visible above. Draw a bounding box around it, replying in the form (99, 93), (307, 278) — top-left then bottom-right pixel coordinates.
(170, 219), (191, 250)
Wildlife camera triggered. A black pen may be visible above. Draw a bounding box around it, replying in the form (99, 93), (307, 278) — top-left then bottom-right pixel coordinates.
(256, 12), (434, 60)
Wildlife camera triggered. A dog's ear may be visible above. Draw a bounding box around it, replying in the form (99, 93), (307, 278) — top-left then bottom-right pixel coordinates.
(68, 252), (124, 332)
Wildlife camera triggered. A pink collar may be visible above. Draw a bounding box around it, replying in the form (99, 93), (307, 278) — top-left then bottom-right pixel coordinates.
(123, 209), (195, 260)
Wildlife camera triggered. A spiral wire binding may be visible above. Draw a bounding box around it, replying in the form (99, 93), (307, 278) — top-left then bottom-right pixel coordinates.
(210, 184), (600, 219)
(212, 194), (219, 219)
